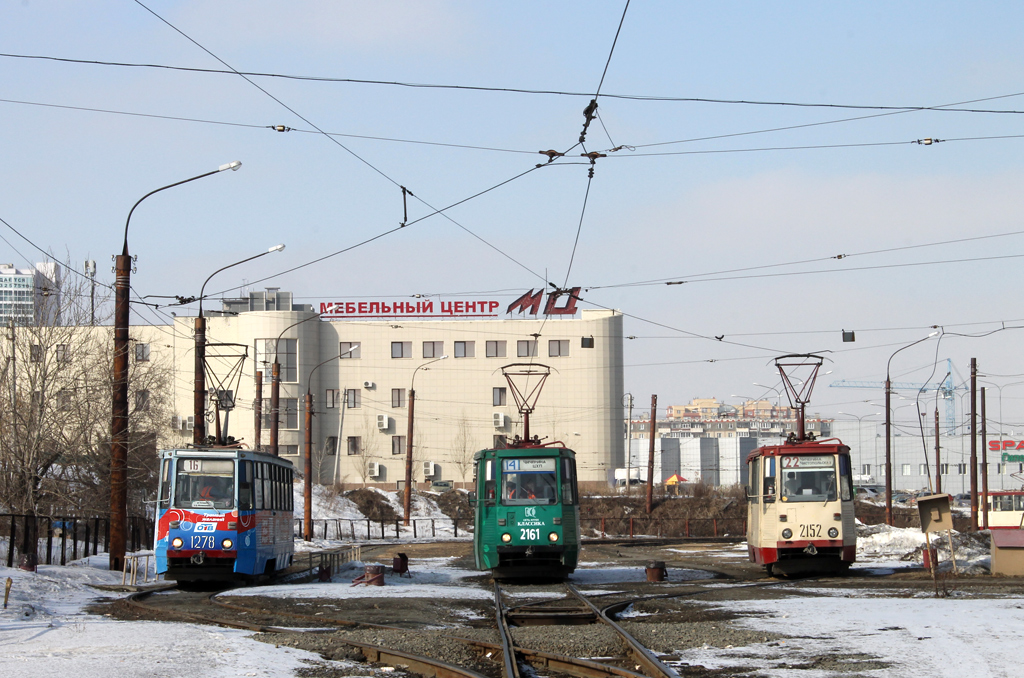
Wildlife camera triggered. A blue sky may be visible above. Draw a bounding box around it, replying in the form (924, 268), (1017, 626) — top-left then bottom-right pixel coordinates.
(4, 1), (1024, 431)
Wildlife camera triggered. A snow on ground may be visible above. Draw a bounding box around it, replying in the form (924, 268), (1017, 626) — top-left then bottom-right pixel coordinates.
(226, 556), (491, 600)
(672, 596), (1024, 677)
(0, 560), (345, 678)
(571, 561), (715, 585)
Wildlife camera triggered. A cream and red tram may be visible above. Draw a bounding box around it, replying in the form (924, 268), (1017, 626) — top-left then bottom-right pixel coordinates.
(747, 439), (856, 575)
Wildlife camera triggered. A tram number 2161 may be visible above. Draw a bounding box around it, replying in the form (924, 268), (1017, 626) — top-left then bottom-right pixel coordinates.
(520, 528), (541, 540)
(799, 524), (822, 538)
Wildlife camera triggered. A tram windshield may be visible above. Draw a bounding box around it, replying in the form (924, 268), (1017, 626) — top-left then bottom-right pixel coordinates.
(501, 457), (557, 505)
(779, 455), (837, 503)
(173, 458), (235, 509)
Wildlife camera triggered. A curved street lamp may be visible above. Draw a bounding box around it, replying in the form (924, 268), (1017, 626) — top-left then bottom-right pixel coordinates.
(404, 355), (448, 525)
(109, 160), (241, 572)
(194, 244), (285, 445)
(302, 344), (359, 540)
(884, 331), (939, 525)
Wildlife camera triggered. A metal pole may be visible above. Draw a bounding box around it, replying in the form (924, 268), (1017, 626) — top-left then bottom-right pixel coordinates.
(646, 394), (656, 515)
(970, 358), (978, 531)
(934, 408), (942, 494)
(304, 392), (313, 541)
(194, 316), (206, 445)
(884, 377), (892, 526)
(270, 361), (280, 456)
(110, 253), (131, 571)
(254, 370), (262, 452)
(625, 394), (633, 496)
(334, 386), (346, 486)
(404, 387), (415, 525)
(981, 386), (989, 530)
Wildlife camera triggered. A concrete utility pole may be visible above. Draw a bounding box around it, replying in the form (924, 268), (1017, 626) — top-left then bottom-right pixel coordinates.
(646, 394), (656, 515)
(405, 356), (447, 525)
(623, 393), (634, 496)
(970, 358), (978, 531)
(254, 370), (262, 451)
(981, 387), (989, 530)
(934, 408), (942, 494)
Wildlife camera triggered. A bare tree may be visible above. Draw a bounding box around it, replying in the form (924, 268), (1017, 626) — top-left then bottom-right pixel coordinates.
(449, 412), (476, 486)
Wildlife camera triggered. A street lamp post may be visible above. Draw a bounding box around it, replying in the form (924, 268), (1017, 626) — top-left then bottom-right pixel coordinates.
(404, 355), (447, 525)
(303, 344), (359, 541)
(268, 314), (322, 456)
(884, 332), (938, 526)
(194, 244), (284, 446)
(109, 160), (241, 572)
(837, 412), (882, 479)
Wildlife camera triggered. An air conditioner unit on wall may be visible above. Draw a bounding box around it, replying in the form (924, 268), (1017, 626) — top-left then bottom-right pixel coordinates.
(493, 412), (505, 428)
(363, 381), (375, 389)
(377, 414), (388, 430)
(423, 461), (435, 478)
(185, 415), (195, 431)
(368, 461), (380, 478)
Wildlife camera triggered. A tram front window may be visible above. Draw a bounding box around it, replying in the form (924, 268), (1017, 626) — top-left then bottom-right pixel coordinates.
(501, 457), (557, 504)
(174, 458), (235, 509)
(780, 455), (837, 502)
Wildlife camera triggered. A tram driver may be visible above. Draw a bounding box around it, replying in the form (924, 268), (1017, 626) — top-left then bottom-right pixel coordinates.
(784, 472), (801, 496)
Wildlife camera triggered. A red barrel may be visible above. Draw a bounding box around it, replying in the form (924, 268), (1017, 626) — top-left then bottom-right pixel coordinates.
(646, 561), (666, 582)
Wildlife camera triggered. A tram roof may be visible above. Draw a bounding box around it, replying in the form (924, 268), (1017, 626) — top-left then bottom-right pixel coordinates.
(159, 447), (294, 466)
(473, 446), (576, 461)
(746, 439), (849, 464)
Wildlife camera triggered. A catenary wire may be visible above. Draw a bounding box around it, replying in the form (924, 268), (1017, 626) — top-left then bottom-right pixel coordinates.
(6, 53), (1024, 114)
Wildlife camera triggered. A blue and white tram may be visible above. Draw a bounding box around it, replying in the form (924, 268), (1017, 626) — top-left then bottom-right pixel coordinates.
(155, 448), (294, 582)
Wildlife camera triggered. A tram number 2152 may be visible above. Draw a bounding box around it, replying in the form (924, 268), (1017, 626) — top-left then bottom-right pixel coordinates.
(799, 524), (822, 538)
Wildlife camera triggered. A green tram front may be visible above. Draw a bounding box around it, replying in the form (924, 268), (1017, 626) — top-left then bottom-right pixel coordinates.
(472, 446), (580, 579)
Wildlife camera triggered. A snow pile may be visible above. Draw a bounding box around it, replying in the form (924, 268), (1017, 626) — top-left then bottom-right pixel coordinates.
(856, 522), (928, 563)
(855, 522), (991, 573)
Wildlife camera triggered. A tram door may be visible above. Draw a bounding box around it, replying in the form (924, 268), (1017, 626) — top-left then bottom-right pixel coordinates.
(747, 457), (761, 544)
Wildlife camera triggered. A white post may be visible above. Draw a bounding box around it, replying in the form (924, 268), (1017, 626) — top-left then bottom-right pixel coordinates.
(332, 387), (347, 486)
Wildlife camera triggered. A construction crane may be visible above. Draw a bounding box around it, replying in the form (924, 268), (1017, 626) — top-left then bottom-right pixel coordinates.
(829, 359), (965, 435)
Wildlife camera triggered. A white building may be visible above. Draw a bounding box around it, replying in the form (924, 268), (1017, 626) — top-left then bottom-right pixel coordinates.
(132, 289), (625, 490)
(0, 262), (61, 326)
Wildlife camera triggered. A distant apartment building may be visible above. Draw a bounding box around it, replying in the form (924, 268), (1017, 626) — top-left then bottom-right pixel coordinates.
(0, 262), (61, 326)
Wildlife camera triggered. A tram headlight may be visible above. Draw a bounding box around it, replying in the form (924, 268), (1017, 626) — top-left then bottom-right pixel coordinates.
(828, 527), (839, 539)
(548, 532), (559, 542)
(781, 528), (793, 540)
(221, 538), (234, 550)
(501, 533), (512, 543)
(171, 537), (183, 549)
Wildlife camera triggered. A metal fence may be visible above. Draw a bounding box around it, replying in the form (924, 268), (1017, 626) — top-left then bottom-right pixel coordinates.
(1, 514), (154, 567)
(294, 517), (466, 540)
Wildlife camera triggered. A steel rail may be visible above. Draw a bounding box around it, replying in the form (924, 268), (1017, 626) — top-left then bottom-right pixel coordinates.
(494, 582), (522, 678)
(566, 584), (680, 678)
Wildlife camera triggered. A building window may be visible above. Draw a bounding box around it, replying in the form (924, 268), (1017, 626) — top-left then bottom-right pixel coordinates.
(493, 387), (507, 407)
(517, 340), (537, 357)
(860, 464), (871, 476)
(392, 436), (406, 455)
(345, 389), (361, 409)
(29, 344), (42, 363)
(347, 436), (362, 455)
(940, 463), (949, 474)
(134, 390), (150, 412)
(391, 341), (412, 358)
(256, 338), (297, 381)
(264, 399), (299, 429)
(957, 463), (967, 475)
(281, 445), (298, 456)
(326, 389), (340, 408)
(901, 464), (911, 476)
(55, 344), (70, 363)
(422, 341), (443, 358)
(325, 436), (338, 455)
(339, 341), (360, 359)
(392, 388), (406, 408)
(918, 464), (928, 476)
(486, 340), (506, 358)
(548, 339), (569, 357)
(997, 463), (1006, 475)
(454, 341), (475, 358)
(135, 343), (151, 361)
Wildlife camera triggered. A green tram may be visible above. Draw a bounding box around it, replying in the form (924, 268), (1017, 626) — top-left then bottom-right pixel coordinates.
(472, 444), (581, 579)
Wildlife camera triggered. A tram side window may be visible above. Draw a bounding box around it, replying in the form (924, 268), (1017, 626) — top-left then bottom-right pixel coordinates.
(483, 459), (496, 506)
(285, 467), (294, 511)
(158, 459), (171, 509)
(763, 457), (776, 500)
(238, 461), (253, 510)
(993, 495), (1013, 511)
(838, 455), (853, 501)
(748, 458), (759, 503)
(1016, 495), (1024, 512)
(561, 457), (577, 505)
(253, 463), (264, 509)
